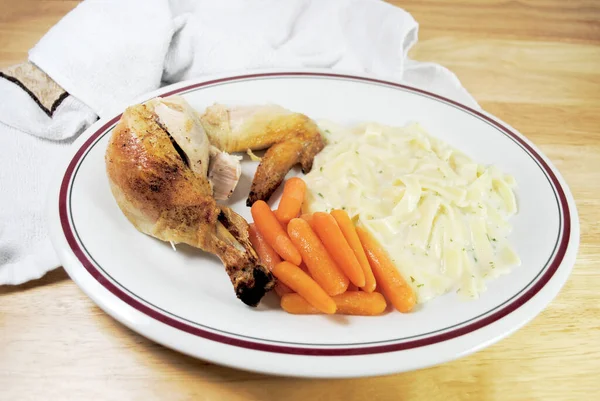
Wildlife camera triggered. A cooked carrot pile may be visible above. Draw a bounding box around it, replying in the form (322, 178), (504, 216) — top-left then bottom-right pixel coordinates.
(249, 177), (416, 316)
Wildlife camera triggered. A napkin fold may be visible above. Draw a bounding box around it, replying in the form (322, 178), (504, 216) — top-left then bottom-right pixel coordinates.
(0, 0), (478, 285)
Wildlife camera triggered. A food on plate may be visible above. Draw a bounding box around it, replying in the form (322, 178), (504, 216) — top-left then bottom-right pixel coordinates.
(200, 104), (325, 205)
(275, 177), (307, 224)
(280, 292), (387, 316)
(272, 261), (337, 314)
(312, 212), (366, 288)
(330, 209), (377, 293)
(357, 227), (416, 313)
(106, 94), (520, 312)
(250, 200), (302, 265)
(304, 122), (520, 302)
(287, 218), (349, 296)
(105, 96), (274, 306)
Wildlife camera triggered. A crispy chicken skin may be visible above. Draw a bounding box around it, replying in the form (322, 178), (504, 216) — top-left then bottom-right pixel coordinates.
(200, 104), (325, 205)
(105, 100), (274, 306)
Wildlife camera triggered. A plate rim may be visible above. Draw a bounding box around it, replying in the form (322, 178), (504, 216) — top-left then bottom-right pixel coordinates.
(48, 69), (580, 376)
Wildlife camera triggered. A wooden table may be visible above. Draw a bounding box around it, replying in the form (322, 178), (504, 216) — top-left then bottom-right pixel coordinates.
(1, 1), (599, 399)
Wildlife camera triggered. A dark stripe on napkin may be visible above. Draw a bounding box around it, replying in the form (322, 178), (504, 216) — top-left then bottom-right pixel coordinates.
(0, 62), (68, 117)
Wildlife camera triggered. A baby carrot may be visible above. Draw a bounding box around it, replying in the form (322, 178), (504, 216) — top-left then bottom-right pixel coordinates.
(275, 177), (307, 224)
(334, 291), (387, 315)
(248, 223), (292, 296)
(280, 294), (320, 314)
(280, 292), (387, 316)
(330, 209), (376, 293)
(272, 261), (336, 314)
(287, 218), (349, 296)
(356, 227), (416, 312)
(312, 212), (366, 287)
(248, 223), (281, 270)
(251, 200), (302, 265)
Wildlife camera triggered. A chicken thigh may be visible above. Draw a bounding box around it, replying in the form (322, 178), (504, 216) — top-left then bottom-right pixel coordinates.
(105, 97), (275, 306)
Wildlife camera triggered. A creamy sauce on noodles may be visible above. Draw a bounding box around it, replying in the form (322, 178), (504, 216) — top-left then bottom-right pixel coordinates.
(303, 121), (521, 303)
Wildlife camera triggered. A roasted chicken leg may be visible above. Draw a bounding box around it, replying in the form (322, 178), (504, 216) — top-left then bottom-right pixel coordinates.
(200, 104), (325, 206)
(105, 97), (275, 306)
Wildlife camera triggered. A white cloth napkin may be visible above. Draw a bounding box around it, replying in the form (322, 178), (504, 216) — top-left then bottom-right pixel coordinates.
(0, 0), (478, 285)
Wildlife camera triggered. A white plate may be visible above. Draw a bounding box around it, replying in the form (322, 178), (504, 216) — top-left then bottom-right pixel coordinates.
(47, 70), (579, 378)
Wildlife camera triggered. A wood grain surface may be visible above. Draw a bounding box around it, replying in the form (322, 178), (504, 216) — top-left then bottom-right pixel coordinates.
(1, 1), (599, 400)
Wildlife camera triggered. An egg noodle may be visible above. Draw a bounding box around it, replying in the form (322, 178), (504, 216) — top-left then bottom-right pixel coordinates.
(303, 121), (521, 303)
